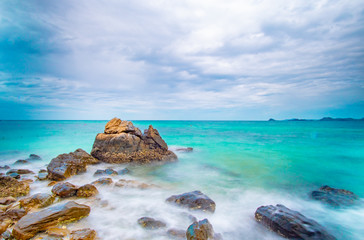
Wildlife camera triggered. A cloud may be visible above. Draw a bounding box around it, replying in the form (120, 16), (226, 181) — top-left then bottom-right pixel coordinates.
(0, 0), (363, 119)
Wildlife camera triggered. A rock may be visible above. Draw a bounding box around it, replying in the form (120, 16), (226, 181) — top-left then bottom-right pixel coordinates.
(166, 191), (216, 213)
(0, 218), (11, 235)
(0, 176), (30, 198)
(14, 160), (29, 165)
(47, 149), (99, 181)
(19, 193), (55, 211)
(91, 118), (177, 164)
(12, 201), (91, 240)
(186, 219), (221, 240)
(255, 204), (336, 240)
(76, 184), (98, 198)
(8, 172), (21, 179)
(48, 181), (58, 187)
(167, 228), (186, 238)
(46, 227), (70, 237)
(91, 177), (113, 186)
(93, 168), (118, 176)
(70, 228), (97, 240)
(6, 169), (34, 175)
(0, 197), (17, 205)
(137, 217), (166, 229)
(311, 185), (359, 207)
(118, 167), (130, 175)
(176, 147), (193, 152)
(114, 179), (156, 189)
(28, 154), (41, 161)
(4, 208), (27, 221)
(52, 182), (78, 198)
(0, 165), (10, 170)
(37, 171), (48, 181)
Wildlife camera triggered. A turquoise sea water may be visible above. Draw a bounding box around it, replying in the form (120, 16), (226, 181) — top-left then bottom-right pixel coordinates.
(1, 120), (364, 239)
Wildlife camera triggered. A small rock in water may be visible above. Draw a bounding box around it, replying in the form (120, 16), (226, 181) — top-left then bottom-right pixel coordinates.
(255, 204), (336, 240)
(91, 177), (113, 185)
(37, 171), (48, 181)
(76, 184), (99, 198)
(27, 154), (41, 161)
(14, 160), (29, 165)
(186, 219), (221, 240)
(8, 172), (20, 179)
(93, 168), (118, 176)
(6, 169), (34, 175)
(166, 191), (216, 213)
(0, 176), (30, 198)
(311, 185), (359, 207)
(114, 179), (156, 189)
(0, 165), (10, 170)
(52, 182), (78, 198)
(167, 228), (186, 238)
(176, 147), (193, 152)
(137, 217), (167, 229)
(118, 167), (130, 175)
(70, 228), (97, 240)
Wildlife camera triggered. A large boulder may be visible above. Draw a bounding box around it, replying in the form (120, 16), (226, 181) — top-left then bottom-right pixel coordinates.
(255, 204), (336, 240)
(12, 201), (90, 240)
(186, 219), (221, 240)
(90, 118), (177, 164)
(166, 191), (216, 213)
(311, 185), (359, 207)
(47, 149), (99, 181)
(0, 176), (30, 198)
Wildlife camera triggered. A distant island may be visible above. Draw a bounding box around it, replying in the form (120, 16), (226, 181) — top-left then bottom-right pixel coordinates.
(268, 117), (364, 122)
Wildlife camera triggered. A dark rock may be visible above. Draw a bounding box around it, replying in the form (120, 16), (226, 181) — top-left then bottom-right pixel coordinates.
(27, 154), (41, 161)
(47, 149), (99, 181)
(51, 182), (78, 198)
(6, 169), (34, 175)
(255, 204), (336, 240)
(166, 191), (216, 213)
(14, 160), (29, 165)
(186, 219), (221, 240)
(167, 228), (186, 238)
(311, 185), (359, 207)
(0, 165), (10, 170)
(91, 177), (113, 186)
(91, 118), (177, 164)
(0, 176), (30, 198)
(0, 197), (16, 205)
(70, 228), (97, 240)
(76, 184), (98, 198)
(118, 167), (130, 175)
(137, 217), (166, 229)
(12, 201), (91, 240)
(176, 147), (193, 152)
(19, 193), (55, 211)
(93, 168), (118, 176)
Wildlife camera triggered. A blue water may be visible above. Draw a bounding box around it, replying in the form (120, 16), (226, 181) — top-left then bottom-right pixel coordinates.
(1, 120), (364, 239)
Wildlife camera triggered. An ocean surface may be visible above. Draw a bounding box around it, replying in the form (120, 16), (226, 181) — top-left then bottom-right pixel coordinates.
(1, 120), (364, 239)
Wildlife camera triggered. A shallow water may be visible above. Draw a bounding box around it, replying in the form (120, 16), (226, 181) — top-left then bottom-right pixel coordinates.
(1, 120), (364, 239)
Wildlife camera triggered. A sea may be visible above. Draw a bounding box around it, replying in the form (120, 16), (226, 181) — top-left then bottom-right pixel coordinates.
(0, 120), (363, 239)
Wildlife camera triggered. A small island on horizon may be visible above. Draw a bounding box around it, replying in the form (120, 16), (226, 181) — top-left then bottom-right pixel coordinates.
(268, 117), (364, 122)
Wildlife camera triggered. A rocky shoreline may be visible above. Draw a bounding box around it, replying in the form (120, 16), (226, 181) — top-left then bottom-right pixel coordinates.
(0, 118), (360, 239)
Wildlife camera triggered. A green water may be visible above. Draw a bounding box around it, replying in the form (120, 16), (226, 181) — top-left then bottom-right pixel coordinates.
(0, 120), (363, 239)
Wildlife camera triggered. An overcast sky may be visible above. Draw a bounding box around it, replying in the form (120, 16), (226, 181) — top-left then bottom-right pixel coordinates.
(0, 0), (363, 120)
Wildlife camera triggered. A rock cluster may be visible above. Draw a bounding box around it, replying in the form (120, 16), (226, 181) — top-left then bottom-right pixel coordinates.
(91, 118), (177, 164)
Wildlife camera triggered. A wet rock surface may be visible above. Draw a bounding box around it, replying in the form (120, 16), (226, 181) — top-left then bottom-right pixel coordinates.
(91, 177), (113, 186)
(137, 217), (167, 229)
(19, 193), (55, 211)
(166, 191), (216, 213)
(52, 182), (78, 198)
(186, 219), (221, 240)
(0, 176), (30, 198)
(6, 169), (34, 175)
(12, 201), (91, 240)
(47, 149), (99, 181)
(76, 184), (99, 198)
(70, 228), (97, 240)
(93, 168), (118, 176)
(91, 118), (177, 164)
(255, 204), (336, 240)
(311, 185), (359, 207)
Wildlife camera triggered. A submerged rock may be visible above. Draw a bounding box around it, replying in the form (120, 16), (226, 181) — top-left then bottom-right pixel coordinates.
(137, 217), (166, 229)
(76, 184), (98, 198)
(19, 193), (55, 211)
(114, 179), (156, 189)
(28, 154), (41, 161)
(70, 228), (96, 240)
(6, 169), (34, 175)
(0, 165), (10, 170)
(166, 191), (216, 213)
(14, 160), (29, 165)
(118, 167), (130, 175)
(311, 185), (359, 207)
(37, 170), (48, 181)
(47, 149), (99, 181)
(0, 176), (30, 198)
(90, 118), (177, 164)
(167, 228), (186, 238)
(176, 147), (193, 152)
(12, 201), (91, 240)
(91, 177), (113, 186)
(52, 182), (78, 198)
(186, 219), (221, 240)
(255, 204), (336, 240)
(93, 168), (118, 176)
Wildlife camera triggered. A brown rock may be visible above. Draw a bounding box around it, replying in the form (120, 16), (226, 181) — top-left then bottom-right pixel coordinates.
(76, 184), (98, 198)
(0, 197), (17, 205)
(12, 201), (91, 240)
(0, 218), (11, 235)
(186, 219), (222, 240)
(6, 169), (34, 175)
(46, 227), (70, 237)
(0, 176), (30, 198)
(19, 193), (55, 211)
(167, 228), (186, 238)
(91, 177), (113, 186)
(47, 149), (99, 181)
(137, 217), (166, 229)
(114, 179), (157, 189)
(70, 228), (97, 240)
(52, 182), (78, 198)
(91, 118), (177, 164)
(4, 208), (27, 221)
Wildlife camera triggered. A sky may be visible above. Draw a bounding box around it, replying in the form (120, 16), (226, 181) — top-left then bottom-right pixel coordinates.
(0, 0), (363, 120)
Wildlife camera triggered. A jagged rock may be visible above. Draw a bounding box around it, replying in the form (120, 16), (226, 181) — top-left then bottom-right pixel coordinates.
(176, 147), (193, 152)
(114, 179), (156, 189)
(166, 191), (216, 213)
(19, 193), (55, 211)
(0, 176), (30, 198)
(137, 217), (166, 229)
(255, 204), (336, 240)
(93, 168), (118, 176)
(12, 201), (90, 240)
(70, 228), (97, 240)
(52, 182), (78, 198)
(186, 219), (221, 240)
(0, 197), (16, 205)
(311, 185), (359, 207)
(76, 184), (98, 198)
(14, 160), (29, 165)
(91, 177), (113, 186)
(167, 228), (186, 238)
(91, 118), (177, 164)
(6, 169), (34, 175)
(47, 149), (99, 181)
